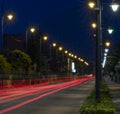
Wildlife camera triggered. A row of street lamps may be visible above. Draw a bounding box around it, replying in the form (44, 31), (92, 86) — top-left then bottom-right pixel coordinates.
(1, 9), (90, 76)
(23, 25), (89, 68)
(88, 0), (119, 101)
(102, 41), (110, 68)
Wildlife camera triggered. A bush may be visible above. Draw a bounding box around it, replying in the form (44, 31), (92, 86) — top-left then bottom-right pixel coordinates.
(80, 80), (115, 114)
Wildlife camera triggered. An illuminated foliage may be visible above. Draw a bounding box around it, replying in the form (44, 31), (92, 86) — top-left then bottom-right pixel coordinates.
(0, 55), (11, 79)
(5, 49), (32, 72)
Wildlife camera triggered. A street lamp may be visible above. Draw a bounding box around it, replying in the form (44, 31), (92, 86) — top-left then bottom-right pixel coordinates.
(110, 0), (119, 12)
(40, 35), (48, 54)
(30, 27), (35, 33)
(107, 27), (114, 34)
(105, 48), (109, 53)
(65, 50), (68, 54)
(7, 13), (14, 20)
(58, 46), (63, 51)
(50, 42), (57, 58)
(2, 12), (14, 50)
(88, 0), (96, 9)
(91, 22), (97, 29)
(43, 36), (48, 41)
(52, 43), (57, 47)
(26, 26), (36, 52)
(105, 41), (110, 47)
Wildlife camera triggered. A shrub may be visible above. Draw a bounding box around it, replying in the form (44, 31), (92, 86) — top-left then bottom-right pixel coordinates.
(80, 80), (115, 114)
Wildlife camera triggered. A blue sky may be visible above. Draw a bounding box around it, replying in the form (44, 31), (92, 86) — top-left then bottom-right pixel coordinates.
(1, 0), (120, 62)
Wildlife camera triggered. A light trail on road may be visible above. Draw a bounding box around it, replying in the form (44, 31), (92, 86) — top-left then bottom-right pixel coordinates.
(0, 77), (93, 114)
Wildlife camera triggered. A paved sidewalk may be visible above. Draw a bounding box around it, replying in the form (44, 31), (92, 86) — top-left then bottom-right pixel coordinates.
(104, 76), (120, 114)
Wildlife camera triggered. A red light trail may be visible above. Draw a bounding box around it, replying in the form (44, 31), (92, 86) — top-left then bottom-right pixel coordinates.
(0, 77), (93, 114)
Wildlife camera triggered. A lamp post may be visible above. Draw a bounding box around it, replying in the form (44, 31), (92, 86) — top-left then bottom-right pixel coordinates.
(39, 35), (48, 72)
(39, 35), (48, 53)
(95, 0), (102, 101)
(2, 12), (14, 50)
(50, 42), (57, 58)
(25, 26), (36, 52)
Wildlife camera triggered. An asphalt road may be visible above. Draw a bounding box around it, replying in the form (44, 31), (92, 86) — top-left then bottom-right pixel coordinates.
(0, 79), (94, 114)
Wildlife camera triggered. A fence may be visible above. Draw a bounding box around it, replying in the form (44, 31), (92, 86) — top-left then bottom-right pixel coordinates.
(0, 75), (91, 89)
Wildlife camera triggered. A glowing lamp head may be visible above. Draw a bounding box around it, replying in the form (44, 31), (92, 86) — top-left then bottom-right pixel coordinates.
(110, 2), (119, 12)
(74, 55), (77, 59)
(43, 36), (48, 41)
(7, 13), (14, 20)
(107, 28), (114, 34)
(59, 46), (63, 51)
(69, 53), (72, 56)
(65, 50), (68, 54)
(105, 42), (110, 47)
(30, 27), (35, 33)
(105, 49), (109, 53)
(104, 53), (107, 57)
(91, 22), (97, 29)
(52, 43), (56, 47)
(88, 1), (96, 9)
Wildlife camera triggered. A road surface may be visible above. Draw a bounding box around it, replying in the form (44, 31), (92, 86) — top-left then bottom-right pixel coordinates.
(0, 78), (94, 114)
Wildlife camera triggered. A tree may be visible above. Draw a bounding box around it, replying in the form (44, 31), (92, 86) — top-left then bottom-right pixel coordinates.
(112, 42), (120, 60)
(105, 42), (120, 74)
(0, 55), (11, 79)
(10, 49), (32, 71)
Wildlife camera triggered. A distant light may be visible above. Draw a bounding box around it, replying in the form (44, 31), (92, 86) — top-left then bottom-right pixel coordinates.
(59, 46), (63, 51)
(43, 36), (48, 41)
(110, 3), (119, 12)
(69, 53), (71, 56)
(84, 62), (89, 66)
(105, 41), (110, 47)
(80, 59), (84, 62)
(71, 54), (74, 57)
(102, 57), (106, 68)
(105, 49), (109, 53)
(74, 55), (77, 59)
(30, 27), (35, 33)
(104, 56), (107, 59)
(104, 53), (107, 56)
(91, 22), (97, 29)
(93, 34), (96, 37)
(65, 50), (68, 54)
(52, 43), (56, 47)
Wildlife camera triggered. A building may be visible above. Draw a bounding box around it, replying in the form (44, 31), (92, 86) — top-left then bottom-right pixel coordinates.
(4, 34), (25, 51)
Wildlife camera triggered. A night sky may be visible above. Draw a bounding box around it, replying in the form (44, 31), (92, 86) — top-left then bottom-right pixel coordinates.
(1, 0), (120, 63)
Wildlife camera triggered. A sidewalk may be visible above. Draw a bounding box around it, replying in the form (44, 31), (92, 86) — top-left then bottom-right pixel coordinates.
(104, 76), (120, 114)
